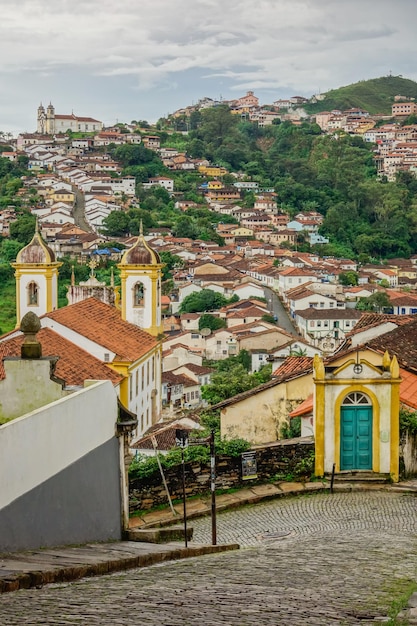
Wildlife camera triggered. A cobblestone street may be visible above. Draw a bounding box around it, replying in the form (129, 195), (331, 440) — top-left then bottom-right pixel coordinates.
(1, 491), (417, 625)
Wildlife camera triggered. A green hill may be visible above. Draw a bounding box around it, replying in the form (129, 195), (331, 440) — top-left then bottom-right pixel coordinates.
(305, 75), (417, 115)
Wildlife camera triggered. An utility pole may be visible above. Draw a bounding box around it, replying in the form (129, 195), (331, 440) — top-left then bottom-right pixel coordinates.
(210, 430), (217, 545)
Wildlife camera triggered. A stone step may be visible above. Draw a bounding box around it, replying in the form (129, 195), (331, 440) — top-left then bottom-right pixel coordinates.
(328, 472), (391, 484)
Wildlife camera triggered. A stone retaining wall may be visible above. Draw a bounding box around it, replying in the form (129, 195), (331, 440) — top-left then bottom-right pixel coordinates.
(129, 437), (314, 513)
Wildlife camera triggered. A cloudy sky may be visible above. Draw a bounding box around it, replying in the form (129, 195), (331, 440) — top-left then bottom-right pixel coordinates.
(1, 0), (416, 133)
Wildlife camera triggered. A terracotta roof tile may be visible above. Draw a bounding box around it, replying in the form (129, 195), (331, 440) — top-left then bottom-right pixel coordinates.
(400, 369), (417, 410)
(272, 356), (314, 378)
(0, 328), (123, 387)
(45, 297), (157, 362)
(367, 318), (417, 372)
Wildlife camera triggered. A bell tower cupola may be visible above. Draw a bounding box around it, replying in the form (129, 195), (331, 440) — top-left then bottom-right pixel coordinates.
(12, 222), (62, 326)
(118, 222), (163, 336)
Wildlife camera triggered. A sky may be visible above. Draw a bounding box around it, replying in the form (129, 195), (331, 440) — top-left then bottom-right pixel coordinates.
(0, 0), (416, 134)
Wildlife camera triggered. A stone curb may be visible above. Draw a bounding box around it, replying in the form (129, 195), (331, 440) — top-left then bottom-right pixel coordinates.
(0, 543), (239, 594)
(135, 480), (417, 530)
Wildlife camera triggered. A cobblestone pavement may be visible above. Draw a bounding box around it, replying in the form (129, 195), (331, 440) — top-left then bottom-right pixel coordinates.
(1, 492), (417, 625)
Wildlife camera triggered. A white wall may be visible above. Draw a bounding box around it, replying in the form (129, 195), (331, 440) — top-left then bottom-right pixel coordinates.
(0, 381), (117, 510)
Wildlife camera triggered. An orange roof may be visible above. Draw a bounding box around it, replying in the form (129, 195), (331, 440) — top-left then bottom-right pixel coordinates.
(400, 368), (417, 410)
(272, 356), (313, 378)
(0, 328), (123, 387)
(45, 297), (157, 362)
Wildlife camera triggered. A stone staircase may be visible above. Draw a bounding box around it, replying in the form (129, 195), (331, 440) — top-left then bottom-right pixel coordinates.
(328, 471), (392, 486)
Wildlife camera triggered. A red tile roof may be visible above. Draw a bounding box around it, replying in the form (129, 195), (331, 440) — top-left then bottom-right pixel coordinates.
(400, 369), (417, 410)
(45, 297), (157, 362)
(272, 356), (314, 378)
(0, 328), (123, 387)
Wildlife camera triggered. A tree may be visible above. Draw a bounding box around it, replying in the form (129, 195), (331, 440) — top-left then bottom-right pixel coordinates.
(0, 238), (24, 262)
(9, 212), (36, 244)
(201, 364), (258, 405)
(356, 291), (391, 313)
(201, 361), (271, 405)
(179, 289), (227, 313)
(338, 271), (359, 286)
(198, 314), (226, 332)
(101, 211), (130, 237)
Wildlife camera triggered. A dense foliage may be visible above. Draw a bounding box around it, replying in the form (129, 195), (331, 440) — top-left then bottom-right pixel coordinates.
(305, 75), (417, 115)
(201, 362), (272, 405)
(179, 289), (238, 313)
(129, 436), (250, 481)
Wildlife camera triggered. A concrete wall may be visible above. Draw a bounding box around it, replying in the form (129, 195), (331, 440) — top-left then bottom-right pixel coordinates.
(0, 380), (122, 552)
(0, 359), (66, 423)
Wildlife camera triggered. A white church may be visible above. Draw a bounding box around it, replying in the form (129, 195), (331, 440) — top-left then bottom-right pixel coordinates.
(37, 102), (103, 134)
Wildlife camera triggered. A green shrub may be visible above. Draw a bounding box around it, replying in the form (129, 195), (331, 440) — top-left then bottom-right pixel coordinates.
(280, 417), (301, 439)
(129, 437), (250, 481)
(400, 407), (417, 437)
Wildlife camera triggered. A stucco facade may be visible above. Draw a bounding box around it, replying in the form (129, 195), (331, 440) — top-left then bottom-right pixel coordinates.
(220, 374), (313, 444)
(313, 352), (400, 481)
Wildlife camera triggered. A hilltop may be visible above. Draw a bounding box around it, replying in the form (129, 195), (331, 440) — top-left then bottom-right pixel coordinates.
(306, 75), (417, 115)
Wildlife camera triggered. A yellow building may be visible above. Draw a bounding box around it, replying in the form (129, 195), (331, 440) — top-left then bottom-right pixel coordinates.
(313, 350), (400, 482)
(198, 165), (228, 177)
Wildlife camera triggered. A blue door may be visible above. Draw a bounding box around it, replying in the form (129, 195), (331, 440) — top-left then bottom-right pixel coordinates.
(340, 406), (372, 470)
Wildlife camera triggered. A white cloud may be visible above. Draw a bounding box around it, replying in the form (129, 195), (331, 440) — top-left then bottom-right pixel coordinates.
(0, 0), (416, 130)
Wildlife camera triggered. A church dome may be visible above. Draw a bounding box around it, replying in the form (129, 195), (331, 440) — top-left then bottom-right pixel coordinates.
(16, 230), (56, 264)
(120, 233), (160, 266)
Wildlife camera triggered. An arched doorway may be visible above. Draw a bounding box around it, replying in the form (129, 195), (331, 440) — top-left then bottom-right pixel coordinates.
(340, 392), (373, 470)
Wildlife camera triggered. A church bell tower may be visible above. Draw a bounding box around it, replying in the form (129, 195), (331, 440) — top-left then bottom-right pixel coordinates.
(12, 223), (62, 326)
(118, 224), (163, 336)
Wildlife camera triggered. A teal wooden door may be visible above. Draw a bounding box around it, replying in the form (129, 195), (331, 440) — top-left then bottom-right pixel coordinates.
(340, 406), (372, 470)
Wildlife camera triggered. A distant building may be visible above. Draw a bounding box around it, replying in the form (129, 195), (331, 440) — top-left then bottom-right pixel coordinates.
(37, 103), (103, 134)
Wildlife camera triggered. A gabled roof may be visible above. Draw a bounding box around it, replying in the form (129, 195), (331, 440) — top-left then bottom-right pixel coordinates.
(131, 418), (199, 451)
(351, 312), (415, 331)
(0, 328), (123, 387)
(272, 356), (314, 378)
(295, 308), (362, 320)
(211, 356), (313, 411)
(367, 318), (417, 372)
(44, 297), (157, 362)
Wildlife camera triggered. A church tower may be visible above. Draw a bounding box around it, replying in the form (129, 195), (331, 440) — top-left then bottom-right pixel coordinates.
(37, 103), (46, 134)
(46, 102), (55, 134)
(118, 225), (163, 336)
(12, 224), (62, 326)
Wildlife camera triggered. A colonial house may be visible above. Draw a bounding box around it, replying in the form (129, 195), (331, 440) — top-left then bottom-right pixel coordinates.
(294, 308), (362, 350)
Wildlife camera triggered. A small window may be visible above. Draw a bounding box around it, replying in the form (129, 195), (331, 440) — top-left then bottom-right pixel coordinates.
(104, 353), (110, 362)
(191, 333), (200, 339)
(27, 281), (39, 306)
(133, 282), (144, 307)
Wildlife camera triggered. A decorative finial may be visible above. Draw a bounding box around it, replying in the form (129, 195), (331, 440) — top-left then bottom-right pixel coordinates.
(71, 265), (75, 287)
(88, 257), (98, 278)
(110, 266), (115, 288)
(20, 312), (42, 359)
(139, 219), (144, 237)
(35, 216), (39, 235)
